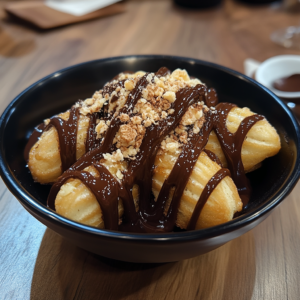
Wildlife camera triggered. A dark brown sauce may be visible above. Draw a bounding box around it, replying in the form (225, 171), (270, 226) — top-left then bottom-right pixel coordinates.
(213, 104), (264, 206)
(206, 88), (218, 107)
(273, 74), (300, 92)
(24, 107), (80, 172)
(103, 79), (126, 105)
(203, 149), (222, 167)
(48, 163), (119, 230)
(187, 168), (231, 230)
(155, 66), (171, 77)
(26, 67), (264, 233)
(46, 106), (80, 172)
(24, 123), (45, 162)
(24, 108), (103, 172)
(85, 113), (101, 153)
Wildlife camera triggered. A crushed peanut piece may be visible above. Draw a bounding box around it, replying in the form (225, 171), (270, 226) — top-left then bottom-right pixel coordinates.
(124, 79), (135, 91)
(163, 91), (176, 103)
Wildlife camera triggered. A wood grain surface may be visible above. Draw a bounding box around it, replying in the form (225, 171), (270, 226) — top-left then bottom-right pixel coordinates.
(1, 0), (300, 299)
(4, 1), (126, 29)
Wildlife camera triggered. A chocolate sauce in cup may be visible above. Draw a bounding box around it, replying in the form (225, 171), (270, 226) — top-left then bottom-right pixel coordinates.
(272, 74), (300, 92)
(255, 55), (300, 119)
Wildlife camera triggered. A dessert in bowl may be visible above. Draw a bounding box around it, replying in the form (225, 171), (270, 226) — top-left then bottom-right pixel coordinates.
(27, 67), (280, 233)
(0, 55), (299, 263)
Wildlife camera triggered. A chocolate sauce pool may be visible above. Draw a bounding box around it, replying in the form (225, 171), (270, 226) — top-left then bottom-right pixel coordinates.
(25, 67), (264, 233)
(272, 74), (300, 92)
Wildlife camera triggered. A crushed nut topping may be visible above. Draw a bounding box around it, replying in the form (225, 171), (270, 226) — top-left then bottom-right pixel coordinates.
(95, 120), (109, 139)
(103, 149), (124, 163)
(71, 69), (211, 176)
(80, 91), (106, 116)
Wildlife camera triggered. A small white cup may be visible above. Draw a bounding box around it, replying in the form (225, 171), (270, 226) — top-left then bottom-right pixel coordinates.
(255, 55), (300, 100)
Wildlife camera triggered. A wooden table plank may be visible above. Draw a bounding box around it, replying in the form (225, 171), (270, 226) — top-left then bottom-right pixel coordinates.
(1, 0), (300, 299)
(0, 180), (46, 300)
(29, 223), (257, 300)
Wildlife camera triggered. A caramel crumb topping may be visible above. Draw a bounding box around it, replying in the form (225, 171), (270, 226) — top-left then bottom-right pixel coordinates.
(95, 120), (109, 139)
(71, 69), (208, 165)
(159, 102), (206, 155)
(103, 149), (124, 163)
(80, 91), (106, 116)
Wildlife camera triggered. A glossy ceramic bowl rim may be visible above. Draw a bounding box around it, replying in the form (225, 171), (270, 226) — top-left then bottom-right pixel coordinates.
(1, 54), (300, 243)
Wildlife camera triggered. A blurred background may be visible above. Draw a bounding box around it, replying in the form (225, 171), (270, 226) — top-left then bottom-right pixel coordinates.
(0, 0), (300, 114)
(1, 1), (300, 300)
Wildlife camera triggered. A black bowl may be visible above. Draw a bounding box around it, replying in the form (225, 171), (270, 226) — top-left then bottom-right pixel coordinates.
(1, 55), (300, 263)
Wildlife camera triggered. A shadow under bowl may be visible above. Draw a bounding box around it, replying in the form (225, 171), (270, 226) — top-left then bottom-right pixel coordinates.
(0, 55), (300, 263)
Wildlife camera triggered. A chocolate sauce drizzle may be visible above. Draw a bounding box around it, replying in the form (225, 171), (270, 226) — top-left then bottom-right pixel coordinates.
(48, 163), (120, 230)
(47, 107), (80, 171)
(24, 123), (46, 162)
(86, 113), (101, 153)
(206, 88), (218, 108)
(24, 107), (80, 172)
(187, 168), (231, 230)
(24, 108), (102, 173)
(203, 149), (222, 167)
(26, 67), (264, 233)
(213, 103), (264, 205)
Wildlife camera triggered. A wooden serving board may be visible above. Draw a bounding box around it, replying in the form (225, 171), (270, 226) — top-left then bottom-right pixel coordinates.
(4, 1), (126, 29)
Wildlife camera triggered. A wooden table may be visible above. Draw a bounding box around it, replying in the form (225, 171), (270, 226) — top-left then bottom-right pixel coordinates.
(1, 0), (300, 299)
